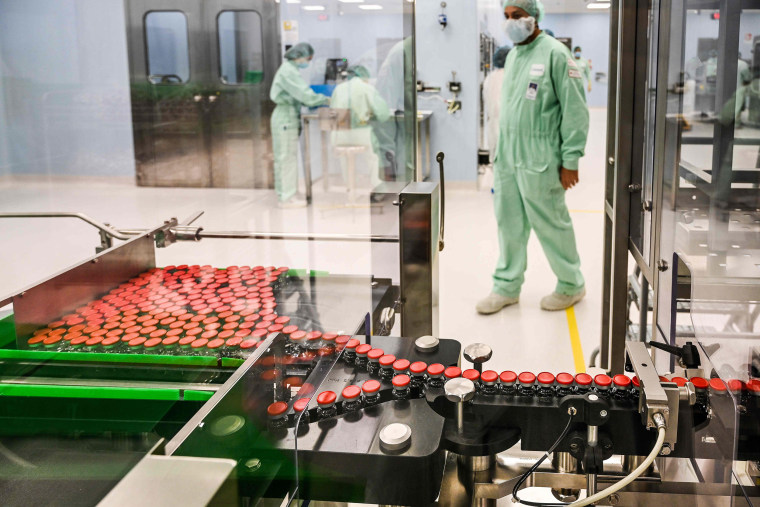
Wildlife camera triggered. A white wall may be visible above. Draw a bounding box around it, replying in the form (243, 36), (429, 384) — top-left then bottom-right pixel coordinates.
(0, 0), (134, 177)
(416, 0), (481, 182)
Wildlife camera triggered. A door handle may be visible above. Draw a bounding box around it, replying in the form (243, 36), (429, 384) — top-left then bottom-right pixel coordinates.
(193, 95), (203, 102)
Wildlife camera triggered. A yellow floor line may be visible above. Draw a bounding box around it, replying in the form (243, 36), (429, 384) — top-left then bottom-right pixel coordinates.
(566, 306), (586, 374)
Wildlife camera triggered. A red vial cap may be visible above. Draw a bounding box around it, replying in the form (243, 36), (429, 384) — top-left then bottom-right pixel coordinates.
(207, 338), (225, 349)
(410, 361), (428, 375)
(356, 344), (372, 355)
(362, 379), (382, 394)
(293, 397), (311, 412)
(306, 331), (322, 341)
(379, 354), (397, 367)
(613, 374), (632, 388)
(518, 372), (536, 385)
(268, 401), (289, 417)
(481, 370), (499, 384)
(290, 331), (307, 341)
(240, 339), (257, 349)
(728, 379), (744, 392)
(335, 335), (350, 346)
(275, 316), (291, 325)
(317, 390), (337, 406)
(162, 336), (180, 346)
(345, 339), (360, 350)
(575, 373), (593, 386)
(282, 325), (299, 334)
(129, 337), (147, 347)
(690, 377), (709, 389)
(709, 378), (727, 392)
(463, 369), (481, 382)
(393, 359), (411, 372)
(594, 374), (612, 388)
(746, 379), (760, 394)
(322, 333), (337, 342)
(556, 373), (574, 385)
(102, 336), (120, 347)
(670, 376), (688, 387)
(427, 363), (445, 377)
(500, 371), (517, 384)
(659, 376), (669, 383)
(144, 337), (162, 348)
(632, 376), (640, 387)
(444, 366), (462, 379)
(191, 338), (209, 349)
(392, 374), (411, 388)
(537, 372), (555, 385)
(342, 385), (361, 400)
(367, 348), (385, 360)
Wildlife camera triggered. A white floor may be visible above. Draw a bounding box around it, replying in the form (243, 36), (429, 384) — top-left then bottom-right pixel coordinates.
(0, 108), (608, 379)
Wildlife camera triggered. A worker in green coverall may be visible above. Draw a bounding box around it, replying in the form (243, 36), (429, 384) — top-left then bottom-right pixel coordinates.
(477, 0), (589, 314)
(573, 46), (593, 93)
(270, 43), (329, 208)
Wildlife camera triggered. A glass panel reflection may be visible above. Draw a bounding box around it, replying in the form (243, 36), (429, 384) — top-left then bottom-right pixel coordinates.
(218, 11), (264, 85)
(145, 11), (190, 84)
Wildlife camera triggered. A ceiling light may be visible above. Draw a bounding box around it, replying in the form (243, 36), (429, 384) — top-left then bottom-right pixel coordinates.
(358, 4), (382, 9)
(587, 2), (611, 9)
(286, 0), (301, 3)
(303, 4), (325, 9)
(338, 0), (364, 3)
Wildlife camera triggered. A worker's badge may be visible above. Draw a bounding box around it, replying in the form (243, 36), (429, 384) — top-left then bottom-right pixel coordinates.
(529, 63), (545, 76)
(569, 69), (582, 79)
(526, 81), (539, 100)
(567, 58), (579, 68)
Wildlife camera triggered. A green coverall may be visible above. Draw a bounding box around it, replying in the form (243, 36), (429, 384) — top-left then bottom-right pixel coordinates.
(270, 60), (328, 201)
(492, 32), (589, 297)
(330, 76), (392, 189)
(574, 56), (592, 90)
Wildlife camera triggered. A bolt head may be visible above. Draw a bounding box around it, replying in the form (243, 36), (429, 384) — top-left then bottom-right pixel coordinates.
(600, 410), (608, 418)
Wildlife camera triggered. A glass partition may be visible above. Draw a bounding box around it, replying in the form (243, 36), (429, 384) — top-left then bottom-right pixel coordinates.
(0, 0), (414, 503)
(655, 3), (760, 504)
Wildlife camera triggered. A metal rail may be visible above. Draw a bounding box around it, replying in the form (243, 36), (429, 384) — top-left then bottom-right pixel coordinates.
(0, 212), (131, 240)
(195, 230), (399, 243)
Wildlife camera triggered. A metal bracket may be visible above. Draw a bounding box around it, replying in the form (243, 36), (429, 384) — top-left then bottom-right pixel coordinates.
(625, 341), (679, 449)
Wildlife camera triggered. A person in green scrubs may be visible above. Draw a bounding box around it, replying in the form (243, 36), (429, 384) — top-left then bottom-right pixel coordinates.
(573, 46), (592, 93)
(476, 0), (589, 314)
(270, 43), (329, 208)
(330, 65), (392, 199)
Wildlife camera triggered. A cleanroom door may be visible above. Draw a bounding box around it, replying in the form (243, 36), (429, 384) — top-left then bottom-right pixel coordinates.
(126, 0), (278, 187)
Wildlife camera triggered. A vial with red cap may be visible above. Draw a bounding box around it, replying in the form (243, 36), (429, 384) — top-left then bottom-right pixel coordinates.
(517, 372), (537, 396)
(409, 361), (428, 396)
(341, 385), (363, 412)
(536, 372), (556, 401)
(499, 371), (517, 396)
(267, 401), (289, 430)
(392, 374), (411, 400)
(343, 338), (360, 365)
(367, 348), (385, 376)
(426, 363), (446, 389)
(378, 354), (397, 381)
(393, 358), (410, 378)
(575, 373), (593, 394)
(611, 374), (632, 400)
(355, 343), (372, 370)
(481, 370), (499, 395)
(690, 376), (709, 407)
(593, 374), (612, 396)
(362, 379), (382, 406)
(316, 390), (338, 419)
(293, 397), (311, 426)
(556, 373), (575, 396)
(463, 369), (481, 392)
(288, 330), (307, 357)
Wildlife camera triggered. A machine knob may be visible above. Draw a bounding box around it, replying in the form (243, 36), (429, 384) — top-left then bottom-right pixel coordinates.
(463, 343), (492, 373)
(445, 377), (475, 434)
(444, 377), (476, 403)
(415, 335), (439, 353)
(379, 423), (412, 452)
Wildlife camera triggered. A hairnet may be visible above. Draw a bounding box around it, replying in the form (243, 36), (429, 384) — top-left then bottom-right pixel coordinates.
(501, 0), (545, 23)
(573, 46), (582, 52)
(284, 43), (315, 61)
(347, 65), (370, 80)
(493, 46), (510, 69)
(544, 28), (555, 37)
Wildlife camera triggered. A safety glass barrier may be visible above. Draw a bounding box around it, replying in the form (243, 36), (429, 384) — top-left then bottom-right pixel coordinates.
(655, 3), (760, 505)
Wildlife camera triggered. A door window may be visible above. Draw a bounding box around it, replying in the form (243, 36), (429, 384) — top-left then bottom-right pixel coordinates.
(145, 11), (190, 84)
(217, 11), (264, 85)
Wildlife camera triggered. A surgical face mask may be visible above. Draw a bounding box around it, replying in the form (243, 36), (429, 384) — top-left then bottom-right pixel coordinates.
(574, 51), (581, 58)
(295, 60), (310, 69)
(504, 16), (536, 44)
